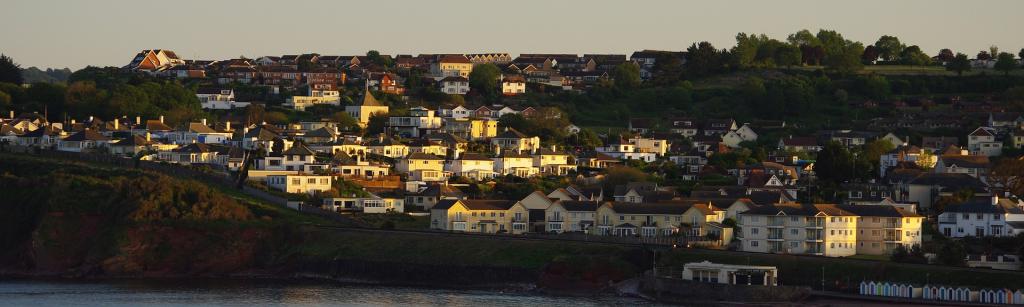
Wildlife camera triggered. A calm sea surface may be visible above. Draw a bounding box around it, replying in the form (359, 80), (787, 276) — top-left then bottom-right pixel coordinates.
(0, 279), (662, 307)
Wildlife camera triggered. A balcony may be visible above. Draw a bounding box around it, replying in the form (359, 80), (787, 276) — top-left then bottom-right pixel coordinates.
(883, 221), (902, 228)
(804, 219), (824, 228)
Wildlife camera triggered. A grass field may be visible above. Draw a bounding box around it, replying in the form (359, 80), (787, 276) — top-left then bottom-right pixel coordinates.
(294, 228), (635, 269)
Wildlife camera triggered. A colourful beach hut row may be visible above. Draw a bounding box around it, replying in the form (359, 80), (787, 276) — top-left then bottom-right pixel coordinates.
(859, 281), (1024, 304)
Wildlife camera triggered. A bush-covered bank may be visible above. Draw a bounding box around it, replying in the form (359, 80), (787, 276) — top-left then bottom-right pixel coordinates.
(0, 155), (641, 290)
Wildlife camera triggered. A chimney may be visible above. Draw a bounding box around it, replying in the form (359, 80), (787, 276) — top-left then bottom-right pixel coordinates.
(8, 110), (13, 119)
(114, 118), (119, 130)
(992, 195), (1000, 206)
(136, 116), (141, 125)
(551, 144), (557, 152)
(145, 132), (151, 142)
(494, 145), (501, 156)
(226, 121), (231, 131)
(159, 115), (164, 123)
(378, 134), (384, 143)
(201, 118), (207, 126)
(71, 119), (76, 125)
(89, 116), (94, 122)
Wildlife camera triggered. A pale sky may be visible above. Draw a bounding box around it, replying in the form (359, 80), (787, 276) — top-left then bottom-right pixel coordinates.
(2, 0), (1022, 70)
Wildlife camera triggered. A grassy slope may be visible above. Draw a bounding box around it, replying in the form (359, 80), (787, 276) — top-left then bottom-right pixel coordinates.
(292, 229), (631, 270)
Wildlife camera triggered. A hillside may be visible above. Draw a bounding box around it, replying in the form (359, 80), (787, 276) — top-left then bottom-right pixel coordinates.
(0, 155), (637, 287)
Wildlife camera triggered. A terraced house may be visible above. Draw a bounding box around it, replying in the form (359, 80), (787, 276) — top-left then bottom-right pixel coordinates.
(596, 202), (691, 237)
(430, 199), (516, 233)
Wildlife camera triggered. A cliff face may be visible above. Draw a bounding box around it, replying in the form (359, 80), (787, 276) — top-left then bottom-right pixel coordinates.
(0, 156), (278, 278)
(8, 210), (278, 278)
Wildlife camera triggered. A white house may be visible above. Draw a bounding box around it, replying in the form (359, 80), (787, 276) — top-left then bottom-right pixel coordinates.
(596, 142), (657, 162)
(57, 129), (110, 152)
(938, 196), (1024, 238)
(967, 127), (1002, 157)
(440, 76), (470, 95)
(266, 174), (333, 195)
(197, 88), (250, 110)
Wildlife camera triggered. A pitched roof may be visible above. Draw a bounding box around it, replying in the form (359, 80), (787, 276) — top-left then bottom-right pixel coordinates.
(439, 55), (472, 64)
(244, 126), (281, 141)
(606, 202), (691, 215)
(282, 143), (315, 156)
(495, 128), (528, 139)
(839, 204), (922, 218)
(558, 200), (601, 212)
(434, 199), (514, 211)
(146, 120), (173, 131)
(113, 134), (153, 146)
(406, 152), (444, 160)
(781, 136), (818, 147)
(63, 129), (109, 142)
(939, 155), (990, 169)
(174, 143), (213, 153)
(189, 122), (218, 134)
(303, 127), (337, 138)
(458, 152), (492, 161)
(944, 198), (1024, 214)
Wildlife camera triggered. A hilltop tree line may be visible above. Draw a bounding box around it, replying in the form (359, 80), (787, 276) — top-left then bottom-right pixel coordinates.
(0, 59), (204, 126)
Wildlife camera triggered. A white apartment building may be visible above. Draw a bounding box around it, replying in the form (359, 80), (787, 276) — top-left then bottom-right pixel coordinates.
(738, 203), (922, 257)
(938, 196), (1024, 238)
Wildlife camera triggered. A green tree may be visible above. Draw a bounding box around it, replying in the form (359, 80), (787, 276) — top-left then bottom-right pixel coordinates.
(786, 29), (820, 47)
(995, 52), (1017, 76)
(263, 111), (289, 124)
(683, 42), (725, 79)
(652, 52), (685, 85)
(814, 141), (860, 184)
(364, 113), (387, 135)
(366, 50), (393, 67)
(0, 54), (22, 85)
(611, 62), (640, 89)
(864, 139), (895, 176)
(774, 44), (802, 69)
(861, 74), (891, 100)
(331, 111), (359, 131)
(817, 30), (864, 73)
(899, 45), (932, 66)
(497, 113), (528, 131)
(0, 91), (10, 112)
(945, 53), (972, 76)
(873, 35), (906, 62)
(468, 63), (501, 98)
(569, 129), (603, 150)
(24, 82), (66, 119)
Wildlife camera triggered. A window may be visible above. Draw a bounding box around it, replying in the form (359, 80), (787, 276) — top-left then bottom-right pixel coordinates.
(750, 241), (759, 247)
(790, 229), (798, 235)
(751, 228), (759, 234)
